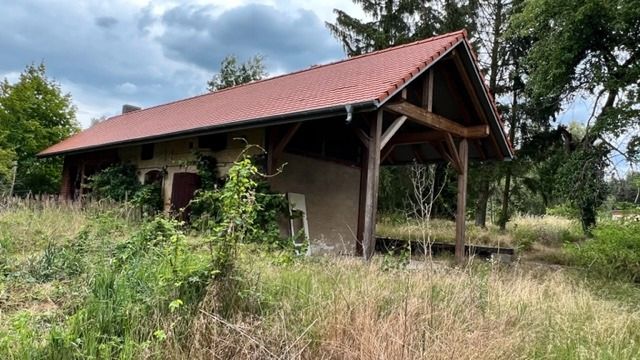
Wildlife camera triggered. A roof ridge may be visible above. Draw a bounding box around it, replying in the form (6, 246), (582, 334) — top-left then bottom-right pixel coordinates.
(97, 30), (467, 125)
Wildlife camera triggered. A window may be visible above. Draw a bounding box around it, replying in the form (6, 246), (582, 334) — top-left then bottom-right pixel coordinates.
(198, 133), (227, 151)
(141, 143), (154, 160)
(144, 170), (162, 185)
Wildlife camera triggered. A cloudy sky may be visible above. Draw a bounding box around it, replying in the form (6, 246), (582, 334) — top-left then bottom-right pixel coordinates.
(0, 0), (597, 137)
(0, 0), (365, 128)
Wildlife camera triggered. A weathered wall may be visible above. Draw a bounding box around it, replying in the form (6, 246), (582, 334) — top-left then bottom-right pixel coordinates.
(269, 153), (361, 255)
(117, 128), (264, 210)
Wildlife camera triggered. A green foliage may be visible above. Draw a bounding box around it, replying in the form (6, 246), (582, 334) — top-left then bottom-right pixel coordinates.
(327, 0), (480, 56)
(195, 153), (220, 190)
(210, 151), (261, 277)
(131, 182), (163, 215)
(546, 203), (580, 219)
(568, 221), (640, 282)
(556, 145), (609, 233)
(90, 163), (163, 213)
(28, 241), (85, 282)
(207, 55), (267, 92)
(0, 63), (79, 194)
(44, 216), (209, 358)
(89, 163), (140, 201)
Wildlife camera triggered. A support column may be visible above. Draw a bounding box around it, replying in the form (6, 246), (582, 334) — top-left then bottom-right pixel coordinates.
(362, 110), (383, 260)
(455, 138), (469, 262)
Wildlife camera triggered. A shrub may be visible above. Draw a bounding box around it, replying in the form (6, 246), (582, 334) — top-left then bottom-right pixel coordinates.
(89, 163), (141, 201)
(568, 221), (640, 281)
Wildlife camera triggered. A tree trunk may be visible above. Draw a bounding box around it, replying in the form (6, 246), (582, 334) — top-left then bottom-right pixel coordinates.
(474, 178), (490, 228)
(498, 169), (512, 230)
(474, 0), (503, 228)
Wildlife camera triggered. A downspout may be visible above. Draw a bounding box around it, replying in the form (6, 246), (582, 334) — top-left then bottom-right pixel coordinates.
(344, 104), (354, 123)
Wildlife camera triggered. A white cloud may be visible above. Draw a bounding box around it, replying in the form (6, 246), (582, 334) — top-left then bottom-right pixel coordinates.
(0, 0), (354, 129)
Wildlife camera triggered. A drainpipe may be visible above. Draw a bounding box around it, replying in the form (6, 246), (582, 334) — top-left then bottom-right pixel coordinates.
(344, 104), (353, 123)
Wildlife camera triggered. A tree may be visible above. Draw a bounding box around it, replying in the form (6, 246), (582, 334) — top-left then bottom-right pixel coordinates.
(509, 0), (640, 231)
(0, 63), (78, 194)
(207, 55), (267, 92)
(326, 0), (481, 57)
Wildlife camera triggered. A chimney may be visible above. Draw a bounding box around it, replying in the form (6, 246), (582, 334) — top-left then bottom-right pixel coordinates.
(122, 104), (141, 114)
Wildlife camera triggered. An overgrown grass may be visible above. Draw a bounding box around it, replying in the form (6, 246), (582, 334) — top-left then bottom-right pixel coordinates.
(376, 214), (583, 252)
(1, 204), (639, 359)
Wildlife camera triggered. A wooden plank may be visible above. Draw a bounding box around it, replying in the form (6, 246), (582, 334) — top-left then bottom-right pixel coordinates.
(455, 138), (469, 262)
(385, 101), (489, 138)
(363, 110), (383, 260)
(376, 237), (515, 257)
(380, 115), (407, 148)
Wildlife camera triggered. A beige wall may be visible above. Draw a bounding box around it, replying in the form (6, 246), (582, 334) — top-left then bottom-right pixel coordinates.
(118, 128), (264, 210)
(115, 131), (361, 255)
(269, 153), (361, 255)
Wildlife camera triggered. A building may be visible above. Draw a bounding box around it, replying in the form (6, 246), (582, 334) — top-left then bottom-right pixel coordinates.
(39, 30), (513, 259)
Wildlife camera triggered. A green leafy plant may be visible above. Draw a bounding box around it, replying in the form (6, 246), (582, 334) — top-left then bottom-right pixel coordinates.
(568, 221), (640, 282)
(89, 163), (141, 201)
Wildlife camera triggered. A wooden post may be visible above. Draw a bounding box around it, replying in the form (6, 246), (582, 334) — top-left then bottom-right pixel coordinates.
(356, 145), (368, 256)
(455, 138), (469, 262)
(362, 110), (383, 260)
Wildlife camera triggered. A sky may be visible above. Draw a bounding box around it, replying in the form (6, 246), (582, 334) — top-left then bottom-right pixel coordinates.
(2, 0), (629, 174)
(0, 0), (363, 128)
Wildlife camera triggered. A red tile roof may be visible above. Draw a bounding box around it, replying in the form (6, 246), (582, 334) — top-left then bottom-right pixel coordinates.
(41, 30), (469, 156)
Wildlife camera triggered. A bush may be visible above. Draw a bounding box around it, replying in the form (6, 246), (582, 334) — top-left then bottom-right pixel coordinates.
(568, 221), (640, 281)
(89, 163), (141, 201)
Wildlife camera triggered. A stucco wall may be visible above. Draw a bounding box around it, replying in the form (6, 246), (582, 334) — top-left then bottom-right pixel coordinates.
(117, 128), (264, 210)
(269, 153), (361, 255)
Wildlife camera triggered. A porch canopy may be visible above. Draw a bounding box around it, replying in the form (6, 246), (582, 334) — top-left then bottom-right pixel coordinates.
(40, 30), (513, 261)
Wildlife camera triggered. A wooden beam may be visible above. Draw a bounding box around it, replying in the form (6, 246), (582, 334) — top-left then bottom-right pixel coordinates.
(386, 131), (445, 147)
(269, 123), (301, 173)
(362, 110), (383, 260)
(380, 115), (407, 148)
(353, 127), (370, 148)
(381, 144), (396, 163)
(412, 145), (425, 163)
(444, 133), (462, 174)
(441, 64), (502, 160)
(473, 140), (487, 161)
(436, 141), (461, 174)
(385, 101), (489, 138)
(451, 52), (488, 124)
(356, 141), (368, 256)
(422, 69), (434, 111)
(455, 138), (469, 262)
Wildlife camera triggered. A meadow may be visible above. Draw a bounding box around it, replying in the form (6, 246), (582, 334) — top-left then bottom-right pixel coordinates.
(1, 201), (640, 359)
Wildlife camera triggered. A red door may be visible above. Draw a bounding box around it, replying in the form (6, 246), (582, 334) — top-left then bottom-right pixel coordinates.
(171, 172), (201, 219)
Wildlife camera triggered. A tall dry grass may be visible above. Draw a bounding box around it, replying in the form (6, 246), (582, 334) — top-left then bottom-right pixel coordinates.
(376, 214), (583, 250)
(167, 256), (640, 359)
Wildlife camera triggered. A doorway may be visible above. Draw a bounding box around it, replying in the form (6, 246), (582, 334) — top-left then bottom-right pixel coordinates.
(170, 172), (201, 219)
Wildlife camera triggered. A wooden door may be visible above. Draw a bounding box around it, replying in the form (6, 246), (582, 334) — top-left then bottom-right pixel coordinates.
(171, 172), (201, 219)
